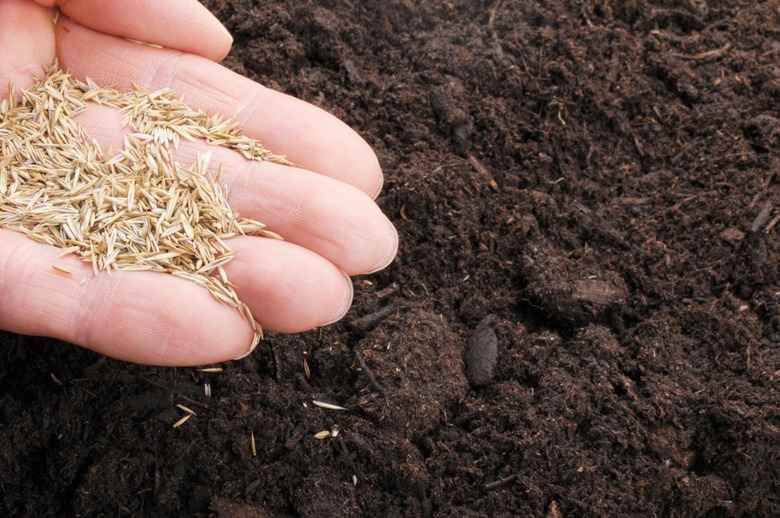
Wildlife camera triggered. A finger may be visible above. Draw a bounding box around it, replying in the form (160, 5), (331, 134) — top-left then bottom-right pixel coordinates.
(77, 105), (398, 275)
(0, 0), (55, 96)
(54, 16), (384, 198)
(0, 229), (355, 365)
(222, 237), (354, 334)
(35, 0), (232, 61)
(216, 160), (398, 276)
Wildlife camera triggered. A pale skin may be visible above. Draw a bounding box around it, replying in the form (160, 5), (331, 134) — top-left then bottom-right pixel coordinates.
(0, 0), (398, 365)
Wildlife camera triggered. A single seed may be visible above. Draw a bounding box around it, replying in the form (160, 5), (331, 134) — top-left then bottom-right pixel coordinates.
(172, 414), (192, 429)
(313, 430), (331, 440)
(312, 400), (349, 411)
(176, 404), (197, 416)
(303, 358), (311, 379)
(259, 229), (284, 240)
(251, 431), (257, 457)
(51, 264), (73, 275)
(125, 38), (164, 50)
(198, 367), (223, 373)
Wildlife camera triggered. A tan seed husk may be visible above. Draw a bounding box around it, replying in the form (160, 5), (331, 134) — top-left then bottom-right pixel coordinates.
(312, 400), (349, 411)
(176, 404), (197, 416)
(51, 264), (73, 274)
(172, 414), (192, 429)
(0, 63), (291, 352)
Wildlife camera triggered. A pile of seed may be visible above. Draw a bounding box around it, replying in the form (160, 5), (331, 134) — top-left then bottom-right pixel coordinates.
(0, 63), (290, 353)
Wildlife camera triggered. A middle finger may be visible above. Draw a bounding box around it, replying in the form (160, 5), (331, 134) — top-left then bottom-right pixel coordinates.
(77, 105), (398, 276)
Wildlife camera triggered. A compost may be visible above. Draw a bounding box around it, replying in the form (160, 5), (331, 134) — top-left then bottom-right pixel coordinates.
(2, 1), (778, 515)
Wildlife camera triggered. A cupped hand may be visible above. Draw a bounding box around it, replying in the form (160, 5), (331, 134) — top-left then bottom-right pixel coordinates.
(0, 0), (398, 365)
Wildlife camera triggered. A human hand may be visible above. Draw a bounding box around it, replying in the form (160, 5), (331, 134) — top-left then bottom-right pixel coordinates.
(0, 0), (398, 365)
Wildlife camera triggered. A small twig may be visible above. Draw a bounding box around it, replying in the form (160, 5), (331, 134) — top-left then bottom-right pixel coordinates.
(468, 154), (499, 190)
(750, 200), (773, 233)
(374, 283), (400, 300)
(348, 304), (401, 332)
(269, 342), (283, 384)
(355, 352), (388, 396)
(672, 42), (731, 61)
(484, 473), (517, 491)
(488, 0), (503, 32)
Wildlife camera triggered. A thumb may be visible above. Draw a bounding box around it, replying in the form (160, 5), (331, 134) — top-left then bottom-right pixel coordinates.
(0, 0), (55, 96)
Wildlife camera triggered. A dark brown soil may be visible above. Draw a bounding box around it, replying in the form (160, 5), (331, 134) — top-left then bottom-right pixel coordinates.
(2, 1), (779, 516)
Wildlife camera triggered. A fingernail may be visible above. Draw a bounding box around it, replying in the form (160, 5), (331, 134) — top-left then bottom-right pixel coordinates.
(368, 218), (399, 274)
(370, 174), (385, 200)
(323, 271), (354, 326)
(219, 23), (234, 44)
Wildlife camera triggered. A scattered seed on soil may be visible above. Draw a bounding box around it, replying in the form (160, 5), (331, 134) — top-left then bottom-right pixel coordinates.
(312, 400), (349, 411)
(172, 414), (192, 429)
(0, 63), (291, 353)
(176, 404), (197, 416)
(250, 431), (257, 456)
(313, 430), (331, 440)
(198, 368), (224, 373)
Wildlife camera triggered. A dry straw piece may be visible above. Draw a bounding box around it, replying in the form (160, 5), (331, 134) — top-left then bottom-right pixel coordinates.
(0, 63), (291, 353)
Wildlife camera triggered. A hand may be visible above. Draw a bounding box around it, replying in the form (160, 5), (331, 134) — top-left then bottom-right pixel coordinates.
(0, 0), (398, 365)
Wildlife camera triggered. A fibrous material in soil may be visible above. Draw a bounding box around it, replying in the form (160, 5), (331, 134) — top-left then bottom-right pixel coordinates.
(1, 1), (779, 516)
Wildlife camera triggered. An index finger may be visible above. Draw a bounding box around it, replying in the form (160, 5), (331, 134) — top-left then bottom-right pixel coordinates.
(55, 16), (384, 197)
(0, 0), (55, 95)
(35, 0), (233, 61)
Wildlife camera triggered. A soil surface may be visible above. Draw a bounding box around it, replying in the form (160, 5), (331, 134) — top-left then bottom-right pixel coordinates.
(2, 1), (779, 516)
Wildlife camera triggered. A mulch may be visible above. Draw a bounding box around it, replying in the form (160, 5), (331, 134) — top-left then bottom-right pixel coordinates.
(2, 1), (778, 515)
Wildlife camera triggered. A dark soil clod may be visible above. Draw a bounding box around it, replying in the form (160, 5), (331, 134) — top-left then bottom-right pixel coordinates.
(464, 316), (498, 387)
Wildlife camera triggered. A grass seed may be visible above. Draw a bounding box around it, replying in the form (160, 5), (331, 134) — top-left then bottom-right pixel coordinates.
(312, 400), (349, 411)
(176, 404), (197, 416)
(0, 63), (290, 352)
(172, 414), (192, 429)
(251, 431), (257, 457)
(51, 264), (73, 274)
(313, 430), (330, 440)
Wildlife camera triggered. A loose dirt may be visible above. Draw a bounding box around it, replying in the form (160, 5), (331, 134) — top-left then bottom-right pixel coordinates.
(2, 1), (778, 515)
